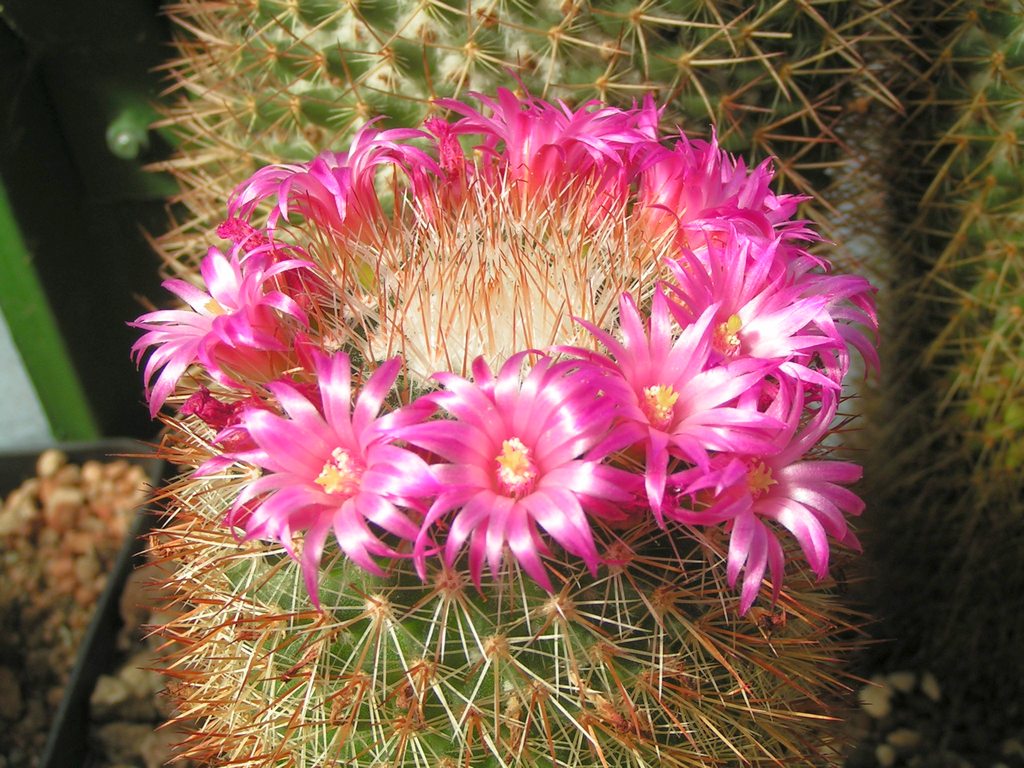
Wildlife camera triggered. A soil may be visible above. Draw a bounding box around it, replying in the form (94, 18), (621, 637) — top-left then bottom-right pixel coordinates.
(83, 562), (195, 768)
(0, 449), (192, 768)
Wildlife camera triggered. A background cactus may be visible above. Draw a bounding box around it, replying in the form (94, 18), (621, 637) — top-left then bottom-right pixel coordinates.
(153, 0), (912, 268)
(914, 1), (1024, 495)
(856, 0), (1024, 750)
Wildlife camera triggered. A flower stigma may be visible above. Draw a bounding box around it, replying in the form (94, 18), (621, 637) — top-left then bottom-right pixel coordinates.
(496, 437), (538, 498)
(315, 447), (363, 497)
(642, 385), (678, 429)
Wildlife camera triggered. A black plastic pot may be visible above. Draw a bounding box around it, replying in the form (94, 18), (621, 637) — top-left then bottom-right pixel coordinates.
(0, 439), (163, 768)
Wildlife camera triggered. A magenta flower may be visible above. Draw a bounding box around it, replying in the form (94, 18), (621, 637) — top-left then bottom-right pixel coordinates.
(399, 352), (634, 590)
(221, 351), (436, 606)
(435, 87), (660, 210)
(669, 386), (864, 613)
(215, 217), (270, 249)
(574, 289), (780, 524)
(635, 134), (812, 246)
(229, 123), (438, 235)
(663, 230), (846, 389)
(131, 242), (311, 416)
(796, 271), (880, 380)
(175, 387), (269, 478)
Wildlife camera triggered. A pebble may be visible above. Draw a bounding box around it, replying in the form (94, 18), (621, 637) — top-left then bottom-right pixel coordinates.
(89, 651), (166, 723)
(921, 671), (942, 702)
(859, 681), (894, 719)
(886, 670), (917, 694)
(1002, 739), (1024, 758)
(1, 451), (151, 767)
(80, 460), (104, 488)
(44, 487), (86, 530)
(875, 743), (897, 767)
(887, 727), (922, 749)
(90, 675), (131, 720)
(0, 487), (39, 537)
(94, 721), (155, 764)
(74, 552), (102, 583)
(140, 724), (195, 768)
(36, 449), (67, 478)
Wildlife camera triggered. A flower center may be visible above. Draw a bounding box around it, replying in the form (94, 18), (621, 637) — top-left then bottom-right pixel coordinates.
(642, 384), (678, 430)
(495, 437), (538, 498)
(712, 314), (743, 357)
(315, 447), (363, 497)
(747, 460), (776, 499)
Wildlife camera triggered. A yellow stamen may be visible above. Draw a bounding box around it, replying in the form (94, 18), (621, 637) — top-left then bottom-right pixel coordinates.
(496, 437), (538, 496)
(747, 460), (776, 499)
(713, 314), (743, 357)
(315, 447), (361, 496)
(642, 385), (678, 429)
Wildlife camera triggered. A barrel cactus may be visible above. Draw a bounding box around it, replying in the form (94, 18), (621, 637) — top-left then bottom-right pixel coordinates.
(136, 90), (878, 766)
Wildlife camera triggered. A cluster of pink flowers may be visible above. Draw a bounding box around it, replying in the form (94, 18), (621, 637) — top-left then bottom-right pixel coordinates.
(134, 89), (877, 613)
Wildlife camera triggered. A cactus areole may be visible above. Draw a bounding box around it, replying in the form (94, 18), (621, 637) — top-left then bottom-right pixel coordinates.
(135, 89), (879, 767)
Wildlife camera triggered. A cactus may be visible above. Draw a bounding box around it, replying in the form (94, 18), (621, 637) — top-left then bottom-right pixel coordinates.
(152, 0), (912, 269)
(135, 92), (879, 765)
(916, 1), (1024, 492)
(856, 0), (1024, 738)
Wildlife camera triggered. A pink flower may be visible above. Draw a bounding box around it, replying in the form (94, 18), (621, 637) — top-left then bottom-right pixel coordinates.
(135, 88), (881, 614)
(663, 230), (845, 389)
(574, 289), (780, 524)
(229, 124), (438, 235)
(435, 87), (661, 211)
(636, 133), (809, 245)
(222, 351), (436, 607)
(131, 242), (311, 416)
(669, 386), (863, 613)
(399, 352), (634, 590)
(795, 271), (880, 380)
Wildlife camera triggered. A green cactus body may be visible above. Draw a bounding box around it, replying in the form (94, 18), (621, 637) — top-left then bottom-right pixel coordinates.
(156, 478), (858, 768)
(910, 2), (1024, 489)
(154, 0), (912, 267)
